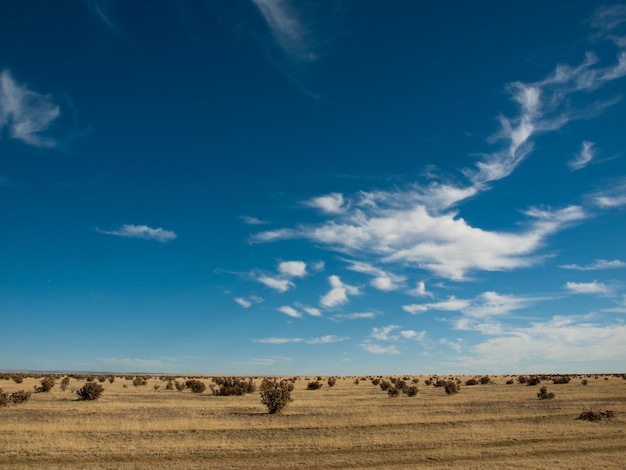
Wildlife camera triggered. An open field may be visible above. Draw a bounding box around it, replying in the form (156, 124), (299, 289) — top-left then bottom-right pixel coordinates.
(1, 374), (625, 469)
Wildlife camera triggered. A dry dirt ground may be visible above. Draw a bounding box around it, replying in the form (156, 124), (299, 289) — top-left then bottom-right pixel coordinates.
(1, 374), (625, 469)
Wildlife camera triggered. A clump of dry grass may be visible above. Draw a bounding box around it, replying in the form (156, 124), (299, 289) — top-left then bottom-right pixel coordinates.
(577, 409), (615, 421)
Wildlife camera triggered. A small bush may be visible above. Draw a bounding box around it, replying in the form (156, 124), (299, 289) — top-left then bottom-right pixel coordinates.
(465, 378), (479, 386)
(581, 379), (588, 386)
(97, 376), (107, 383)
(537, 386), (555, 399)
(527, 376), (541, 386)
(518, 375), (529, 384)
(60, 377), (70, 392)
(10, 390), (31, 404)
(77, 382), (104, 401)
(479, 376), (491, 385)
(371, 378), (380, 386)
(353, 378), (360, 385)
(307, 380), (323, 390)
(185, 379), (206, 393)
(133, 377), (148, 387)
(444, 381), (460, 395)
(379, 380), (392, 391)
(387, 387), (400, 398)
(327, 377), (336, 387)
(210, 377), (256, 396)
(505, 379), (514, 385)
(260, 378), (294, 414)
(552, 376), (571, 384)
(175, 381), (186, 391)
(577, 409), (615, 421)
(403, 385), (418, 397)
(0, 389), (9, 407)
(35, 377), (55, 393)
(165, 380), (174, 390)
(12, 376), (23, 384)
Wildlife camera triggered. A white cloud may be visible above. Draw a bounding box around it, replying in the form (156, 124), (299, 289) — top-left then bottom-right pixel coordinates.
(234, 297), (252, 308)
(463, 291), (534, 318)
(303, 306), (321, 317)
(400, 330), (426, 341)
(603, 295), (626, 313)
(560, 259), (626, 270)
(278, 305), (302, 318)
(439, 338), (463, 353)
(254, 335), (348, 344)
(344, 260), (405, 291)
(305, 192), (346, 214)
(569, 141), (595, 170)
(240, 215), (268, 225)
(592, 180), (626, 208)
(370, 325), (400, 341)
(306, 335), (349, 344)
(360, 344), (400, 355)
(254, 337), (303, 344)
(278, 260), (307, 278)
(407, 281), (433, 297)
(320, 275), (359, 308)
(565, 280), (611, 295)
(96, 224), (177, 242)
(0, 70), (60, 147)
(257, 275), (294, 292)
(330, 311), (376, 322)
(402, 304), (429, 314)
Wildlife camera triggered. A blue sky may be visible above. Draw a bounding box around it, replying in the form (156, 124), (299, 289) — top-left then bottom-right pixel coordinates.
(1, 1), (626, 375)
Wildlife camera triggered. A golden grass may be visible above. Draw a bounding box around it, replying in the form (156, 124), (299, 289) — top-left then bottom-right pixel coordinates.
(1, 374), (625, 468)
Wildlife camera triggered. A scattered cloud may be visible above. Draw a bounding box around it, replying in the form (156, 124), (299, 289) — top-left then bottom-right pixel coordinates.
(560, 259), (626, 270)
(400, 330), (426, 341)
(96, 224), (177, 242)
(344, 260), (405, 291)
(407, 281), (433, 297)
(569, 141), (595, 170)
(591, 179), (626, 208)
(305, 192), (347, 214)
(240, 215), (268, 225)
(254, 335), (349, 344)
(403, 296), (471, 314)
(360, 344), (400, 355)
(565, 280), (612, 295)
(278, 260), (307, 278)
(234, 297), (252, 308)
(370, 325), (401, 341)
(463, 292), (536, 318)
(0, 70), (60, 147)
(303, 306), (321, 317)
(320, 275), (359, 308)
(402, 304), (429, 314)
(330, 311), (376, 322)
(278, 305), (302, 318)
(257, 275), (294, 292)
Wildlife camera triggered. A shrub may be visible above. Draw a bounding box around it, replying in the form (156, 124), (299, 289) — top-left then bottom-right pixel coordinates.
(97, 376), (107, 383)
(577, 409), (615, 421)
(60, 377), (70, 392)
(175, 381), (186, 391)
(505, 379), (514, 385)
(371, 378), (380, 386)
(185, 379), (206, 393)
(537, 386), (555, 399)
(387, 387), (400, 398)
(353, 378), (360, 385)
(12, 376), (23, 384)
(108, 376), (115, 384)
(327, 377), (336, 387)
(424, 379), (432, 386)
(306, 380), (323, 390)
(479, 375), (491, 385)
(552, 376), (571, 384)
(433, 379), (447, 388)
(379, 380), (392, 391)
(527, 376), (541, 386)
(259, 378), (294, 414)
(210, 377), (256, 396)
(581, 379), (588, 386)
(35, 377), (55, 393)
(165, 380), (174, 390)
(444, 381), (460, 395)
(403, 385), (418, 397)
(77, 382), (104, 401)
(10, 390), (32, 404)
(0, 389), (9, 407)
(465, 378), (479, 386)
(133, 377), (147, 387)
(518, 375), (529, 384)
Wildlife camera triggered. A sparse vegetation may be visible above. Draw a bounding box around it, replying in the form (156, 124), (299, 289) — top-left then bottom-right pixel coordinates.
(35, 377), (55, 393)
(60, 377), (70, 391)
(444, 381), (460, 395)
(306, 380), (323, 390)
(465, 378), (479, 386)
(133, 377), (148, 387)
(259, 378), (294, 414)
(210, 377), (255, 396)
(76, 382), (104, 401)
(537, 386), (555, 400)
(327, 377), (336, 387)
(577, 409), (615, 421)
(403, 385), (418, 397)
(185, 379), (206, 393)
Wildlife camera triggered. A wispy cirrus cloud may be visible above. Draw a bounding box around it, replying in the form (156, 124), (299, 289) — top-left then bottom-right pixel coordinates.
(591, 179), (626, 208)
(344, 259), (405, 291)
(234, 297), (252, 308)
(251, 19), (626, 280)
(560, 259), (626, 270)
(0, 70), (60, 148)
(240, 215), (269, 225)
(96, 224), (177, 242)
(569, 141), (595, 170)
(250, 0), (315, 62)
(330, 311), (376, 322)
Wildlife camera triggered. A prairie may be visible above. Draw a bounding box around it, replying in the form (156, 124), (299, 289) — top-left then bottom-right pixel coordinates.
(1, 374), (625, 469)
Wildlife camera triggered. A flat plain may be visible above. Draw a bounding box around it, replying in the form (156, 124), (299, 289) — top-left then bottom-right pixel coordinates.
(1, 374), (625, 469)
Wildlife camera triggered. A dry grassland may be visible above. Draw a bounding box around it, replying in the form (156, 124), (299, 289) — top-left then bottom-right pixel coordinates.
(1, 374), (625, 469)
